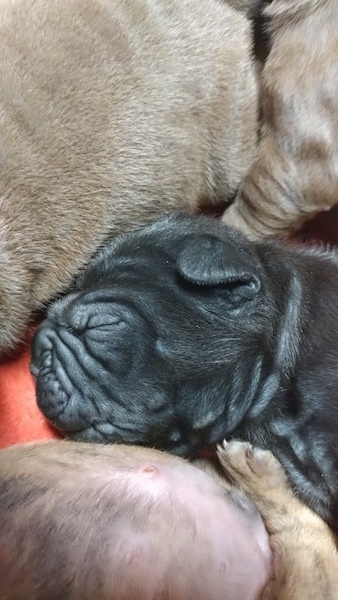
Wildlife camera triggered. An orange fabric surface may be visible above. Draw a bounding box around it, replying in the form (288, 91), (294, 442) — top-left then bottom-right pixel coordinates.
(0, 208), (337, 449)
(0, 333), (61, 448)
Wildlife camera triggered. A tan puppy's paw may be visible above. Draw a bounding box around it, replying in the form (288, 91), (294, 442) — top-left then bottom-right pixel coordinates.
(217, 439), (288, 490)
(218, 441), (338, 600)
(217, 439), (332, 534)
(216, 440), (296, 521)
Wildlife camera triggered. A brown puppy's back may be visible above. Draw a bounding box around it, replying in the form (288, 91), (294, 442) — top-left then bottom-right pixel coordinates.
(0, 0), (258, 353)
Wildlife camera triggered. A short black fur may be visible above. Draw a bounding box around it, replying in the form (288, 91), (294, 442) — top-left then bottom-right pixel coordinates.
(31, 213), (338, 531)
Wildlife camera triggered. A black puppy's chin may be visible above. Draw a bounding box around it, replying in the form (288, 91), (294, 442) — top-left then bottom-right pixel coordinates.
(69, 419), (225, 458)
(67, 424), (117, 444)
(157, 419), (230, 458)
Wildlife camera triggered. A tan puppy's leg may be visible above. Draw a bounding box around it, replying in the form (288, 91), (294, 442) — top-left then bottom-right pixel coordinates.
(223, 0), (338, 239)
(217, 440), (338, 600)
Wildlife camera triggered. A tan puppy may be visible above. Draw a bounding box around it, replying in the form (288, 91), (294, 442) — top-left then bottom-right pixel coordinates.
(223, 0), (338, 238)
(0, 0), (258, 355)
(1, 439), (337, 598)
(0, 440), (273, 599)
(217, 441), (338, 600)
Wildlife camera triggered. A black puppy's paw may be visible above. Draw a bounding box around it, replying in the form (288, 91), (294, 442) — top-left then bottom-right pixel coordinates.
(217, 439), (289, 494)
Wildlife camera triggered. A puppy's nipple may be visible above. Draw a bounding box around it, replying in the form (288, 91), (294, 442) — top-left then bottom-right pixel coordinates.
(139, 465), (160, 479)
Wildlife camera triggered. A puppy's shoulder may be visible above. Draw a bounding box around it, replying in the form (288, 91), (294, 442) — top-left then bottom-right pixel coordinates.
(264, 0), (335, 31)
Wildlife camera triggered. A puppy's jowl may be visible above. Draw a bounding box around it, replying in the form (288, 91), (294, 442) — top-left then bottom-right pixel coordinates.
(32, 214), (338, 530)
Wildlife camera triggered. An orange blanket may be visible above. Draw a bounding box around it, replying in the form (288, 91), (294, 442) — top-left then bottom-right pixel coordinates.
(0, 333), (61, 448)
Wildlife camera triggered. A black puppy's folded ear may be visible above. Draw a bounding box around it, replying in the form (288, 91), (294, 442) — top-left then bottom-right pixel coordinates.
(177, 234), (261, 302)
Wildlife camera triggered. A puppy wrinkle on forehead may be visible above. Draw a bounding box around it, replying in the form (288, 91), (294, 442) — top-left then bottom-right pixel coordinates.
(274, 273), (302, 373)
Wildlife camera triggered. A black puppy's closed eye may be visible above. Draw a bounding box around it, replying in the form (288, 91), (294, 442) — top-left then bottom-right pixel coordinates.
(86, 313), (125, 330)
(176, 234), (261, 303)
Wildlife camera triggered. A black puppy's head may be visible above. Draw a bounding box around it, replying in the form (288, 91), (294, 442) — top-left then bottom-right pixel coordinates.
(31, 214), (273, 456)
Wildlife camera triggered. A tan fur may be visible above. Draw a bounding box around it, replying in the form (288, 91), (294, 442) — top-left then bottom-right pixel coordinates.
(223, 0), (338, 238)
(0, 0), (258, 355)
(226, 0), (263, 18)
(217, 440), (338, 600)
(0, 440), (272, 599)
(2, 439), (336, 597)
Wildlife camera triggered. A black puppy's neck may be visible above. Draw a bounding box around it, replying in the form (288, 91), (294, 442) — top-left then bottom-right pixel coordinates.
(225, 243), (315, 438)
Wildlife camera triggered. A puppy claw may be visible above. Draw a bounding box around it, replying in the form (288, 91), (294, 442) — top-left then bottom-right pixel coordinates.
(247, 443), (254, 458)
(217, 439), (228, 452)
(217, 440), (288, 494)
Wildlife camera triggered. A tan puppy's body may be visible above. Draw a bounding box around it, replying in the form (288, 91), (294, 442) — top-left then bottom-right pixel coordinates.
(1, 439), (337, 599)
(217, 441), (338, 600)
(0, 0), (258, 354)
(0, 440), (273, 600)
(223, 0), (338, 238)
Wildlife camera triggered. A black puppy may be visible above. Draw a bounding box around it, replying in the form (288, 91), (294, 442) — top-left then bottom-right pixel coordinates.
(31, 213), (338, 530)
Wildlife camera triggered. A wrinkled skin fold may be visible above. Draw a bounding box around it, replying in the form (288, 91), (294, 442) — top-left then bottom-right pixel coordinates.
(32, 213), (338, 531)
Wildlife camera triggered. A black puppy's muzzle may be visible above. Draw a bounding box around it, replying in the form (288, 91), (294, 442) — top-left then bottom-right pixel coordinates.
(31, 292), (230, 455)
(30, 321), (90, 429)
(31, 314), (121, 433)
(30, 290), (140, 427)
